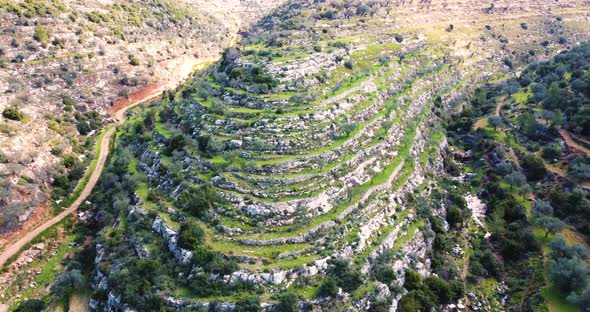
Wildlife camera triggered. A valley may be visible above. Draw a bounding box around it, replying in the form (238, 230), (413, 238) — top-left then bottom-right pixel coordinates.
(1, 0), (590, 311)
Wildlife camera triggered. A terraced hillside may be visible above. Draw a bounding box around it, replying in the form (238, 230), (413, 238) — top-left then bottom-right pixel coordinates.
(0, 0), (283, 236)
(4, 0), (590, 311)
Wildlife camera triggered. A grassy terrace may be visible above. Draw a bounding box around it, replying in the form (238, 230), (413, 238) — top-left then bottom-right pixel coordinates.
(215, 97), (424, 204)
(130, 159), (315, 259)
(212, 69), (458, 204)
(190, 51), (446, 164)
(183, 73), (420, 190)
(237, 60), (450, 167)
(194, 45), (437, 125)
(227, 123), (420, 241)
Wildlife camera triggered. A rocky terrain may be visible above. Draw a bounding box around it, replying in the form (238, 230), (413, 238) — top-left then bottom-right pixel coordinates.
(2, 0), (590, 311)
(0, 0), (283, 236)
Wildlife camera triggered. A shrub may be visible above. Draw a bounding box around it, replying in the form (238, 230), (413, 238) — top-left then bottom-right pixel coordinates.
(176, 184), (219, 217)
(424, 276), (452, 304)
(165, 134), (187, 155)
(2, 107), (25, 121)
(488, 116), (503, 129)
(33, 23), (48, 43)
(394, 34), (404, 43)
(129, 56), (140, 66)
(327, 258), (363, 292)
(15, 299), (46, 312)
(404, 269), (423, 290)
(521, 154), (547, 181)
(210, 98), (227, 115)
(549, 256), (589, 292)
(62, 94), (75, 110)
(375, 266), (396, 285)
(316, 277), (338, 297)
(235, 296), (261, 312)
(541, 144), (562, 160)
(399, 290), (434, 312)
(51, 269), (85, 297)
(178, 221), (205, 250)
(277, 292), (299, 312)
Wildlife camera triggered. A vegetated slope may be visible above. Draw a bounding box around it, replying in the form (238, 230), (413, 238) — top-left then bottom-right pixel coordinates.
(446, 43), (590, 311)
(8, 0), (590, 311)
(0, 0), (282, 236)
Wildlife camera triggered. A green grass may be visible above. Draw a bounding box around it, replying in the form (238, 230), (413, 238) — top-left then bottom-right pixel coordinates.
(8, 240), (75, 309)
(542, 285), (580, 312)
(155, 122), (173, 138)
(1, 218), (76, 308)
(54, 125), (113, 213)
(232, 138), (416, 241)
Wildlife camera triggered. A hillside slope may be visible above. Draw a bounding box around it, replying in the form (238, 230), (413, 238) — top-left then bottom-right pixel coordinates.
(0, 0), (282, 236)
(62, 0), (590, 311)
(3, 0), (590, 311)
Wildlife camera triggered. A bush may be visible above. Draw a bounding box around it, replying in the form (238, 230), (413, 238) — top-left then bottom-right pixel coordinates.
(327, 258), (363, 292)
(62, 96), (74, 112)
(33, 23), (48, 43)
(521, 154), (547, 181)
(235, 296), (261, 312)
(51, 269), (85, 297)
(375, 266), (396, 285)
(108, 259), (163, 310)
(210, 98), (227, 115)
(277, 292), (299, 312)
(2, 107), (25, 121)
(399, 289), (434, 312)
(549, 256), (590, 293)
(424, 276), (452, 304)
(178, 221), (205, 250)
(567, 284), (590, 311)
(541, 144), (562, 160)
(129, 56), (140, 66)
(15, 299), (46, 312)
(404, 269), (423, 290)
(316, 277), (339, 297)
(176, 184), (219, 217)
(165, 134), (187, 155)
(394, 34), (404, 43)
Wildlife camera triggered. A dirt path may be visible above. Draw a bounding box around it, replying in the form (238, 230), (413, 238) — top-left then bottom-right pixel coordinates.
(545, 162), (590, 189)
(559, 129), (590, 155)
(508, 147), (521, 168)
(0, 125), (113, 268)
(518, 260), (538, 312)
(568, 131), (590, 146)
(495, 97), (506, 117)
(0, 52), (226, 269)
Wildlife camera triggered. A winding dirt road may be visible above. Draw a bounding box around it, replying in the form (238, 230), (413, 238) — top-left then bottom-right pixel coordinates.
(0, 55), (219, 269)
(559, 128), (590, 155)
